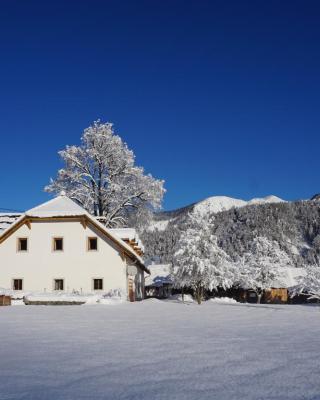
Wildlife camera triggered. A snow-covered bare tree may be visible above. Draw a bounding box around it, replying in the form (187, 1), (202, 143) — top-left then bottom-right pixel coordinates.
(173, 213), (235, 304)
(292, 264), (320, 301)
(237, 236), (291, 303)
(45, 121), (165, 227)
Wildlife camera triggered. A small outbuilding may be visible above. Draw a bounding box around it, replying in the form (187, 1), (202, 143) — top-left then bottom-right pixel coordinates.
(0, 295), (11, 306)
(145, 264), (173, 299)
(235, 267), (307, 304)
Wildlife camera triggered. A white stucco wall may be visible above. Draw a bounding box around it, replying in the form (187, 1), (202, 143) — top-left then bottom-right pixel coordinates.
(0, 219), (131, 294)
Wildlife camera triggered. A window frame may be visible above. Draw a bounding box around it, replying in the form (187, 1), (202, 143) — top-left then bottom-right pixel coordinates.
(93, 278), (103, 291)
(12, 278), (23, 291)
(17, 237), (28, 252)
(53, 278), (64, 291)
(87, 236), (98, 252)
(52, 237), (64, 252)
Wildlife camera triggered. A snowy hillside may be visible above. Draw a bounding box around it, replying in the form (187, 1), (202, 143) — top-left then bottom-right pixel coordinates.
(141, 198), (320, 267)
(247, 194), (284, 205)
(193, 196), (247, 215)
(193, 195), (284, 215)
(151, 195), (285, 231)
(148, 219), (171, 232)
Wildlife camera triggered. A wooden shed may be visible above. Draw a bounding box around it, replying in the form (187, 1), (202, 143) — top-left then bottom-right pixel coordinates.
(235, 267), (306, 304)
(264, 288), (288, 303)
(0, 295), (11, 306)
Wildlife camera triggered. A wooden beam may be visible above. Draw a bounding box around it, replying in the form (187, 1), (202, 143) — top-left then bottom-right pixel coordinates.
(25, 220), (31, 230)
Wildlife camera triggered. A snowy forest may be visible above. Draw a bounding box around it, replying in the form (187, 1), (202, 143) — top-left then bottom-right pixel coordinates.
(142, 200), (320, 267)
(140, 198), (320, 303)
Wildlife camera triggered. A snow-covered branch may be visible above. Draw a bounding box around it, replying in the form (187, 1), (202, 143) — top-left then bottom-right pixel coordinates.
(172, 213), (236, 304)
(236, 236), (292, 303)
(45, 120), (165, 227)
(291, 264), (320, 300)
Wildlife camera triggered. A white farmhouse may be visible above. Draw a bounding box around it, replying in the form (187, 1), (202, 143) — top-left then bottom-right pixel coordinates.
(0, 194), (148, 301)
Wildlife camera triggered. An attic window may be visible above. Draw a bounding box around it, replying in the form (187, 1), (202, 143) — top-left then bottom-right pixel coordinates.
(53, 238), (63, 251)
(17, 238), (28, 252)
(88, 237), (98, 251)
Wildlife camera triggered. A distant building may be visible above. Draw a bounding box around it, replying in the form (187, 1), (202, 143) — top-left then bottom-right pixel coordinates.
(0, 194), (148, 301)
(145, 264), (173, 298)
(236, 267), (307, 304)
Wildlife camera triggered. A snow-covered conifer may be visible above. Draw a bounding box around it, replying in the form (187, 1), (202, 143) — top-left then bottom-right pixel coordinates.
(237, 236), (291, 303)
(292, 264), (320, 301)
(45, 121), (165, 227)
(173, 213), (235, 304)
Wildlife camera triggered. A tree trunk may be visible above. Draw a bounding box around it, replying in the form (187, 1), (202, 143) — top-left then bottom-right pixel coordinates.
(194, 285), (203, 305)
(181, 288), (184, 303)
(98, 165), (104, 216)
(257, 293), (262, 304)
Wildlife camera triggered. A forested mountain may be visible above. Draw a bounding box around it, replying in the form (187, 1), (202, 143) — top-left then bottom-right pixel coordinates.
(141, 195), (320, 267)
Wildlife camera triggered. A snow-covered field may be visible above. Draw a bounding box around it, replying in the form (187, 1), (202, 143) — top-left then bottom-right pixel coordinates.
(0, 301), (320, 400)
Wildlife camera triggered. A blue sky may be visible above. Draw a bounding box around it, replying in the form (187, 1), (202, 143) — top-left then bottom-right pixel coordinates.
(0, 0), (319, 212)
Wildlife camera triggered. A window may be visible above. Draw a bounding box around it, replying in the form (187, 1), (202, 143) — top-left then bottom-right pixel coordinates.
(87, 237), (98, 251)
(54, 279), (64, 291)
(53, 238), (63, 251)
(17, 238), (28, 252)
(13, 279), (23, 291)
(93, 279), (103, 290)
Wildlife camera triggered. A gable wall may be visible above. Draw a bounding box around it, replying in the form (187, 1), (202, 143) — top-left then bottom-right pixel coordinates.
(0, 219), (128, 293)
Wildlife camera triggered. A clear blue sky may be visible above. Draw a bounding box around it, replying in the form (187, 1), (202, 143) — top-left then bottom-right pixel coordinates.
(0, 0), (319, 212)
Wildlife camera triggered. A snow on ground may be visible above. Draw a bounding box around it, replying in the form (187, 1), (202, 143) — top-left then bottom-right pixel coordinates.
(0, 289), (125, 304)
(23, 293), (125, 305)
(209, 296), (238, 304)
(0, 301), (319, 400)
(167, 293), (194, 303)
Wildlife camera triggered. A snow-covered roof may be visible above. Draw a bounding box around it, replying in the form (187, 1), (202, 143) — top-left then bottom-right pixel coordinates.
(110, 228), (144, 252)
(145, 264), (172, 287)
(0, 195), (147, 270)
(0, 213), (22, 233)
(241, 267), (307, 290)
(110, 228), (136, 241)
(26, 196), (88, 217)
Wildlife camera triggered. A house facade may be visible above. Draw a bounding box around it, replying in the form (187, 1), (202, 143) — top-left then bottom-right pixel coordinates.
(0, 195), (148, 301)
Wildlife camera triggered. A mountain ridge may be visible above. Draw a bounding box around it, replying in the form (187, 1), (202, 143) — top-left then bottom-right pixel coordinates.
(142, 195), (320, 267)
(154, 194), (285, 224)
